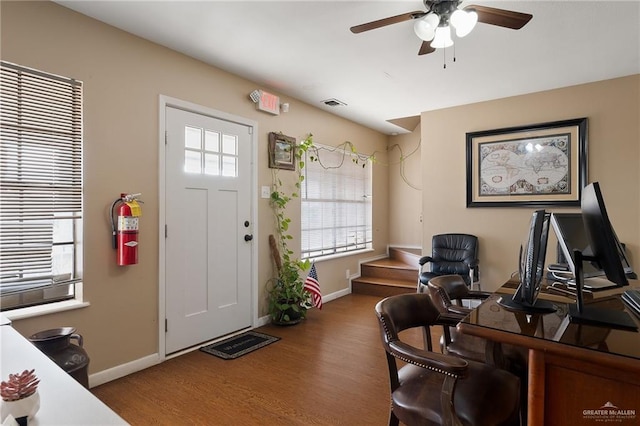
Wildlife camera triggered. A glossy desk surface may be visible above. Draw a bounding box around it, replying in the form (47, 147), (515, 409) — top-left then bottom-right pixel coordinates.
(458, 280), (640, 368)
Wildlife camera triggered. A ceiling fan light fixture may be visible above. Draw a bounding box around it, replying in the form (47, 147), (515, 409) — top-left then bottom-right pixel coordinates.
(450, 9), (478, 38)
(413, 12), (439, 41)
(430, 25), (453, 49)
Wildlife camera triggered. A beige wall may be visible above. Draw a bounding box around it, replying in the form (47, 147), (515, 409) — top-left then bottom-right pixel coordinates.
(420, 75), (640, 291)
(1, 1), (389, 373)
(388, 124), (422, 247)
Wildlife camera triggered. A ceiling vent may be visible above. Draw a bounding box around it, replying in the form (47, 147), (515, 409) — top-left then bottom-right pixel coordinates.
(322, 98), (347, 107)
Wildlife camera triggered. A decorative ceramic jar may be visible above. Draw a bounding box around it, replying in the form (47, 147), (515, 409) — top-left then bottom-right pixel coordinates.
(29, 327), (90, 388)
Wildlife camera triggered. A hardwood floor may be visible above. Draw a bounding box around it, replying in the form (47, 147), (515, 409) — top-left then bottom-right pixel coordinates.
(91, 293), (440, 425)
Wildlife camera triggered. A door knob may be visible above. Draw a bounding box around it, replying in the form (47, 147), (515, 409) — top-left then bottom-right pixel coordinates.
(244, 234), (253, 242)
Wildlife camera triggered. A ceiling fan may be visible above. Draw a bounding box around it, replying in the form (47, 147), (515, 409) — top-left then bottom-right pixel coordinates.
(350, 0), (532, 56)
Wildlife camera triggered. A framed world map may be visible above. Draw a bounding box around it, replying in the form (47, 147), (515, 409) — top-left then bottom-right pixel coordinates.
(466, 118), (588, 207)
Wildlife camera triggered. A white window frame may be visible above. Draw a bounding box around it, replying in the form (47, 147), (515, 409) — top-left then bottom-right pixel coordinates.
(301, 144), (372, 260)
(0, 61), (84, 314)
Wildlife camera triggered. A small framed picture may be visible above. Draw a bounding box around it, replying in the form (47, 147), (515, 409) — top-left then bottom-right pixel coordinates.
(268, 132), (296, 170)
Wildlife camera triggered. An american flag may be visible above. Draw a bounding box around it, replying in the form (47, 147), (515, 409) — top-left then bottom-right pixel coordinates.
(304, 263), (322, 309)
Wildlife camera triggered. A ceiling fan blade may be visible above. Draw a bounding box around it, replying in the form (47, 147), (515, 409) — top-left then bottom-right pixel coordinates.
(464, 5), (532, 30)
(418, 41), (435, 56)
(350, 11), (425, 34)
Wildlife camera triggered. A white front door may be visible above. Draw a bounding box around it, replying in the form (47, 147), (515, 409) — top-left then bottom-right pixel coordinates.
(164, 105), (253, 354)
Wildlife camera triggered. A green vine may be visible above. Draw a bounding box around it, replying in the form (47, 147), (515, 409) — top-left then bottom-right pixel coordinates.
(269, 134), (314, 272)
(266, 132), (376, 322)
(267, 133), (314, 323)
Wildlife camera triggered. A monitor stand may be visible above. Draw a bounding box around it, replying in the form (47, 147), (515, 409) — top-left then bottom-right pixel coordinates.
(498, 293), (556, 314)
(569, 250), (637, 331)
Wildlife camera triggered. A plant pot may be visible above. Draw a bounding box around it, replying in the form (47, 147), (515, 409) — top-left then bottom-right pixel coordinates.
(1, 390), (40, 423)
(272, 300), (305, 326)
(273, 310), (303, 326)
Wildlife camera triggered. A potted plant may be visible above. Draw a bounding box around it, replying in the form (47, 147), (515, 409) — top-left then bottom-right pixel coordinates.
(266, 134), (314, 325)
(267, 236), (310, 325)
(1, 369), (40, 423)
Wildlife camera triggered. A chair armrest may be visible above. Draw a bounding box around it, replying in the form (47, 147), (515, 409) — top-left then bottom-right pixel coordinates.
(418, 256), (433, 266)
(467, 258), (479, 268)
(467, 290), (491, 299)
(436, 312), (466, 326)
(388, 340), (468, 376)
(447, 305), (472, 317)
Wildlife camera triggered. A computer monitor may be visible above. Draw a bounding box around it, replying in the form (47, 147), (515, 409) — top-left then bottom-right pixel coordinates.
(581, 182), (629, 287)
(568, 182), (637, 330)
(498, 209), (556, 314)
(551, 212), (633, 283)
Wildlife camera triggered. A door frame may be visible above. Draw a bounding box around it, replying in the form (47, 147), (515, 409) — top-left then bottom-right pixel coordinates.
(158, 95), (259, 360)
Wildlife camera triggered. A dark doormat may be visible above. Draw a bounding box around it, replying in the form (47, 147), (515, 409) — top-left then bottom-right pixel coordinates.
(200, 331), (280, 360)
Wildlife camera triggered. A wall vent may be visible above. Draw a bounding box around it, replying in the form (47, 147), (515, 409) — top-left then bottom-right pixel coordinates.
(322, 98), (347, 107)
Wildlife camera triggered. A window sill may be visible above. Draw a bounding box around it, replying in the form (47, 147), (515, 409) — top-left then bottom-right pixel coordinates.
(2, 299), (90, 322)
(307, 248), (374, 263)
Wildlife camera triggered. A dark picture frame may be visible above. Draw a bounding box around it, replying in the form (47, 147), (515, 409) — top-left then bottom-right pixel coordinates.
(466, 118), (588, 207)
(268, 132), (296, 171)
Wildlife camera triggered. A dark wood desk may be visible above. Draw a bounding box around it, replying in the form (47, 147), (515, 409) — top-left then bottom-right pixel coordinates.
(458, 280), (640, 426)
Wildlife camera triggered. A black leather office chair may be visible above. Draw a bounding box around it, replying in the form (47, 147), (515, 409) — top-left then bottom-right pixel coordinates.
(375, 293), (521, 426)
(418, 233), (480, 291)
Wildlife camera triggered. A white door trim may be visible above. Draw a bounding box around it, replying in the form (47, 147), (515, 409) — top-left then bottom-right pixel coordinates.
(158, 95), (259, 361)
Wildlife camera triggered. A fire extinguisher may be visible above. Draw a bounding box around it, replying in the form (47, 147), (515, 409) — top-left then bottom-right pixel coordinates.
(110, 193), (142, 266)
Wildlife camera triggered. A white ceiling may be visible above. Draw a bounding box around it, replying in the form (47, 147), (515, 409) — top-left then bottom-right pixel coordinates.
(56, 1), (640, 134)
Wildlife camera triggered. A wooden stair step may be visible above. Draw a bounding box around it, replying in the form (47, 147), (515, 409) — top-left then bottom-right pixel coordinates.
(352, 276), (416, 297)
(352, 247), (422, 297)
(389, 247), (422, 266)
(364, 258), (418, 269)
(361, 263), (418, 281)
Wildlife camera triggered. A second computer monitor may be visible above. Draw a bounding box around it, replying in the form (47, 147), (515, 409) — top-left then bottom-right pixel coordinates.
(550, 212), (633, 280)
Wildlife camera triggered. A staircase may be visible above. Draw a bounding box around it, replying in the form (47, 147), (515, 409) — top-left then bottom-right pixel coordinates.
(351, 247), (422, 297)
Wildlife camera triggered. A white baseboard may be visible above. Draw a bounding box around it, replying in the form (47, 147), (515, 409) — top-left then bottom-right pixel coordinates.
(323, 287), (350, 303)
(89, 353), (160, 388)
(256, 315), (271, 327)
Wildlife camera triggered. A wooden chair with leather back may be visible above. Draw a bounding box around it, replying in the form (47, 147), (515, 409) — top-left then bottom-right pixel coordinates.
(420, 274), (492, 360)
(425, 274), (529, 423)
(375, 293), (521, 426)
(425, 275), (528, 372)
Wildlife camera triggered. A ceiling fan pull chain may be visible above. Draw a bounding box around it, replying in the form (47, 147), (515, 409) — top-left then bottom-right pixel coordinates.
(453, 44), (457, 63)
(443, 47), (446, 69)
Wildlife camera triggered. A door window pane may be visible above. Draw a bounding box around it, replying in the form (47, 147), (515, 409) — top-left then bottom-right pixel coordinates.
(205, 153), (220, 176)
(205, 130), (220, 152)
(222, 156), (237, 177)
(185, 126), (202, 149)
(222, 134), (237, 155)
(185, 150), (201, 173)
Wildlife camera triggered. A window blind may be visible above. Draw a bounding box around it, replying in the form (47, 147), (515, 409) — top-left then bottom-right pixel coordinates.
(0, 61), (82, 308)
(301, 145), (372, 259)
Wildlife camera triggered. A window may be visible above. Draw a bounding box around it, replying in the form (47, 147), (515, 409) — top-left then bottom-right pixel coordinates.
(301, 145), (372, 259)
(0, 61), (83, 311)
(184, 126), (238, 177)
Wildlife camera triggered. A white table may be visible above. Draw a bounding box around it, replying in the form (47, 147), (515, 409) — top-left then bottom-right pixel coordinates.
(0, 326), (128, 425)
